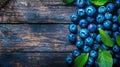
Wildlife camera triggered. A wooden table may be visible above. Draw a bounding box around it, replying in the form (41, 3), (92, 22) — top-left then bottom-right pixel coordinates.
(0, 0), (76, 67)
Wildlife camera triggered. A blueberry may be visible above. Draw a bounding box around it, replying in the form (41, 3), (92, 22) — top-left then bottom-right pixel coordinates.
(96, 14), (105, 23)
(87, 17), (95, 23)
(106, 3), (115, 12)
(86, 0), (92, 5)
(87, 57), (94, 65)
(85, 37), (94, 46)
(70, 14), (79, 23)
(113, 58), (118, 64)
(96, 34), (102, 43)
(66, 56), (73, 64)
(97, 24), (104, 30)
(72, 49), (81, 57)
(85, 6), (96, 16)
(108, 50), (113, 55)
(103, 20), (112, 30)
(77, 8), (85, 17)
(79, 29), (89, 38)
(98, 6), (106, 13)
(68, 33), (76, 43)
(113, 45), (119, 53)
(101, 44), (108, 50)
(93, 44), (99, 50)
(90, 50), (98, 58)
(117, 9), (120, 14)
(79, 19), (88, 28)
(69, 24), (77, 33)
(90, 33), (97, 39)
(104, 12), (112, 20)
(76, 0), (85, 7)
(76, 40), (83, 49)
(115, 0), (120, 7)
(83, 45), (91, 53)
(112, 24), (118, 31)
(113, 32), (120, 37)
(88, 24), (97, 33)
(112, 15), (118, 22)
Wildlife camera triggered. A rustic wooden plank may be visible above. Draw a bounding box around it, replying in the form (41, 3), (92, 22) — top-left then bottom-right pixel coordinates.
(0, 24), (77, 52)
(0, 0), (76, 23)
(0, 52), (72, 67)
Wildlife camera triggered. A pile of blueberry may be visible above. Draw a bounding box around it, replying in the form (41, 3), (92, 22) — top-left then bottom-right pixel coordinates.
(66, 0), (120, 67)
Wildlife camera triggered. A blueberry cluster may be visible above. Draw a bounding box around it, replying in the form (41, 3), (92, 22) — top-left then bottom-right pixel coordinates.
(66, 0), (120, 67)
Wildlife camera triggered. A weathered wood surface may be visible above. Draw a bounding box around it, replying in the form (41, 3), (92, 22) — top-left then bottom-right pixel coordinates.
(0, 0), (76, 23)
(0, 24), (76, 52)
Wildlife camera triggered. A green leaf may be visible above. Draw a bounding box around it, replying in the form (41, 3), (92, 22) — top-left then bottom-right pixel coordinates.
(118, 14), (120, 22)
(116, 36), (120, 46)
(62, 0), (75, 4)
(74, 53), (89, 67)
(99, 29), (114, 47)
(98, 49), (113, 67)
(89, 0), (109, 6)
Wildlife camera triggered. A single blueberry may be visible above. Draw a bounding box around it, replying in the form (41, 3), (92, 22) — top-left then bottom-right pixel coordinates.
(87, 57), (94, 66)
(87, 17), (95, 23)
(98, 6), (106, 13)
(93, 44), (99, 50)
(68, 33), (76, 43)
(69, 24), (77, 33)
(90, 33), (97, 39)
(82, 45), (91, 53)
(113, 45), (119, 53)
(72, 49), (81, 57)
(103, 20), (112, 30)
(115, 0), (120, 7)
(86, 0), (92, 5)
(85, 37), (94, 46)
(104, 12), (112, 20)
(88, 24), (97, 33)
(106, 3), (115, 12)
(113, 15), (118, 22)
(85, 6), (96, 16)
(96, 14), (105, 23)
(77, 8), (85, 17)
(112, 24), (118, 31)
(76, 40), (83, 49)
(113, 32), (120, 37)
(117, 9), (120, 14)
(76, 0), (85, 7)
(96, 34), (102, 43)
(90, 50), (98, 58)
(70, 14), (79, 23)
(97, 24), (104, 30)
(79, 29), (89, 38)
(79, 19), (88, 28)
(66, 56), (73, 64)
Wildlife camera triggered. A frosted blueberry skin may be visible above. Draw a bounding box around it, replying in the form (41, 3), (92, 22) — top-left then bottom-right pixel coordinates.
(90, 33), (97, 39)
(70, 14), (79, 23)
(93, 44), (99, 50)
(112, 45), (120, 53)
(112, 24), (118, 31)
(104, 12), (112, 20)
(117, 9), (120, 14)
(68, 33), (76, 43)
(87, 17), (95, 23)
(103, 20), (112, 30)
(96, 14), (105, 23)
(106, 3), (115, 12)
(84, 37), (94, 46)
(90, 50), (98, 58)
(85, 6), (96, 16)
(98, 6), (106, 13)
(76, 40), (84, 49)
(79, 29), (89, 39)
(112, 15), (118, 22)
(97, 24), (104, 30)
(72, 49), (81, 57)
(79, 19), (88, 28)
(87, 57), (95, 66)
(82, 45), (91, 53)
(77, 8), (85, 17)
(96, 34), (102, 43)
(69, 24), (77, 33)
(66, 56), (73, 64)
(75, 0), (85, 7)
(88, 24), (97, 33)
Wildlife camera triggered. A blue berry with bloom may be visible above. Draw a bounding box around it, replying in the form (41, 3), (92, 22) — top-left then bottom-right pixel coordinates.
(106, 3), (115, 12)
(85, 37), (94, 46)
(85, 6), (96, 16)
(69, 24), (77, 33)
(113, 32), (120, 38)
(112, 24), (118, 31)
(90, 33), (97, 39)
(97, 24), (104, 30)
(105, 12), (112, 20)
(93, 44), (99, 50)
(77, 8), (85, 17)
(82, 45), (91, 53)
(88, 24), (97, 33)
(76, 40), (83, 49)
(72, 49), (81, 57)
(76, 0), (85, 7)
(96, 34), (102, 43)
(68, 33), (76, 43)
(117, 9), (120, 14)
(90, 50), (98, 58)
(103, 20), (112, 30)
(79, 19), (88, 28)
(87, 57), (94, 66)
(79, 29), (89, 38)
(115, 0), (120, 7)
(113, 45), (120, 53)
(113, 15), (118, 22)
(66, 56), (73, 64)
(87, 17), (95, 23)
(98, 6), (106, 13)
(96, 14), (105, 23)
(70, 14), (79, 23)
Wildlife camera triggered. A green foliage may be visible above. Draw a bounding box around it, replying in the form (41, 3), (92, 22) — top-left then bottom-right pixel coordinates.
(116, 36), (120, 46)
(62, 0), (75, 4)
(98, 49), (113, 67)
(99, 29), (114, 47)
(74, 53), (89, 67)
(89, 0), (109, 6)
